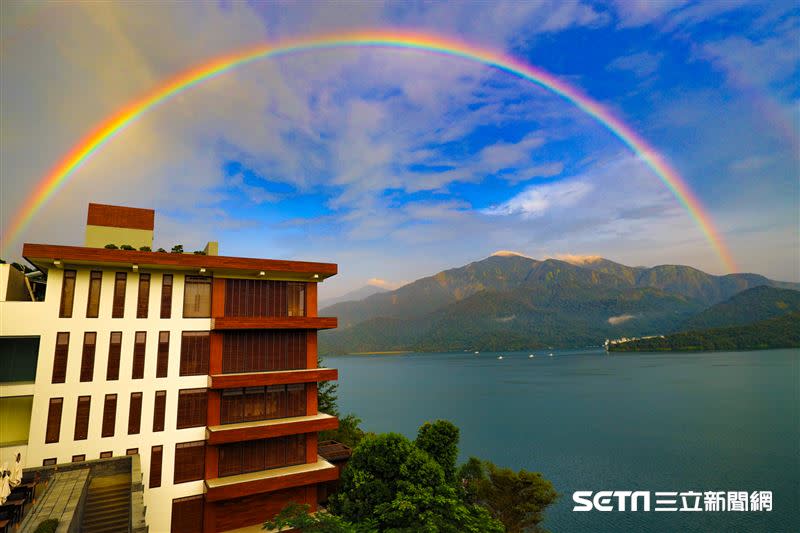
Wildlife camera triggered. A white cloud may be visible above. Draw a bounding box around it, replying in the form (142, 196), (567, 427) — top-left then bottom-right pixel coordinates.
(482, 179), (593, 218)
(608, 314), (635, 325)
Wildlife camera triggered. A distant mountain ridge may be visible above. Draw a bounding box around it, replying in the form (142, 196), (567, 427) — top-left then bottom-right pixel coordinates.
(319, 284), (389, 308)
(680, 285), (800, 331)
(318, 255), (798, 355)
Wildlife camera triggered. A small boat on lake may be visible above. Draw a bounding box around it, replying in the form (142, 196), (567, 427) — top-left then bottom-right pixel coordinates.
(497, 355), (503, 360)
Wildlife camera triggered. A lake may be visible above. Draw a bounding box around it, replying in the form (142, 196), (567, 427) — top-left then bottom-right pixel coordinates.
(326, 348), (799, 532)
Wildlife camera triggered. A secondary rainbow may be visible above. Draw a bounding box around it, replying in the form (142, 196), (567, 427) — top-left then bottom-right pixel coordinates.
(2, 29), (738, 272)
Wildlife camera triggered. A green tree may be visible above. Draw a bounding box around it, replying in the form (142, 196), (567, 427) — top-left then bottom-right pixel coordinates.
(170, 244), (183, 254)
(415, 420), (459, 482)
(263, 502), (372, 532)
(104, 243), (118, 249)
(139, 246), (152, 251)
(458, 458), (557, 533)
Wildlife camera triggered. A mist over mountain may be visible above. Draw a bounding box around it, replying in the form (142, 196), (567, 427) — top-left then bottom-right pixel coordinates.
(319, 254), (799, 355)
(319, 284), (389, 309)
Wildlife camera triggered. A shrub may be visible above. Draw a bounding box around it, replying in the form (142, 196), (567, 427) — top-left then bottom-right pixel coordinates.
(139, 246), (152, 252)
(104, 244), (118, 249)
(170, 245), (184, 254)
(193, 250), (206, 255)
(120, 244), (136, 250)
(156, 248), (167, 253)
(33, 519), (59, 533)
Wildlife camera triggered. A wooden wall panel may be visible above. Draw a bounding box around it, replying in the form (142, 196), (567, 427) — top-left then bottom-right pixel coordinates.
(306, 282), (317, 317)
(306, 331), (318, 369)
(305, 383), (318, 416)
(87, 203), (155, 230)
(305, 432), (318, 464)
(208, 487), (309, 532)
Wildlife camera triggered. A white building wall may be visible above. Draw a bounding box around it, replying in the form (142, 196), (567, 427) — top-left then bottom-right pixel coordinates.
(0, 267), (213, 533)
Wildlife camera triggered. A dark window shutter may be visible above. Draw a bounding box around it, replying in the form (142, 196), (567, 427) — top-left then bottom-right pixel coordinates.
(179, 332), (209, 376)
(160, 274), (173, 319)
(74, 396), (91, 440)
(224, 279), (306, 318)
(176, 389), (207, 429)
(286, 384), (306, 417)
(128, 392), (143, 434)
(137, 273), (151, 318)
(52, 332), (70, 383)
(112, 272), (127, 318)
(106, 331), (122, 380)
(156, 331), (169, 378)
(132, 331), (146, 379)
(222, 331), (306, 374)
(86, 271), (103, 318)
(171, 495), (204, 533)
(102, 394), (117, 437)
(150, 445), (163, 488)
(80, 332), (97, 382)
(173, 441), (206, 484)
(59, 270), (76, 318)
(153, 391), (166, 432)
(45, 398), (63, 443)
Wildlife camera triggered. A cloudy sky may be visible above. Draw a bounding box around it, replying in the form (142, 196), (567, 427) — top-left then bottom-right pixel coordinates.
(1, 0), (798, 298)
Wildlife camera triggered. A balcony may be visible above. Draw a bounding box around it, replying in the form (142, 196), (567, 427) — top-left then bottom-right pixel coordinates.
(209, 368), (338, 388)
(211, 316), (337, 330)
(206, 413), (339, 445)
(204, 457), (338, 501)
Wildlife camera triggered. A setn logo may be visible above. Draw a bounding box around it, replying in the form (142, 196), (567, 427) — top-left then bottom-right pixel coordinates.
(573, 491), (651, 511)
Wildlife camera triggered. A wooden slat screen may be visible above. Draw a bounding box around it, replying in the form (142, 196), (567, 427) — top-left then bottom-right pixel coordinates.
(128, 392), (143, 434)
(132, 331), (146, 379)
(45, 398), (63, 443)
(156, 331), (169, 378)
(59, 270), (76, 318)
(220, 384), (306, 424)
(150, 445), (163, 488)
(101, 394), (117, 438)
(224, 279), (305, 317)
(86, 271), (103, 318)
(52, 332), (69, 384)
(183, 276), (211, 318)
(221, 330), (306, 374)
(153, 390), (166, 432)
(112, 272), (127, 318)
(173, 441), (206, 484)
(218, 435), (306, 477)
(137, 273), (151, 318)
(79, 332), (97, 382)
(100, 451), (113, 458)
(74, 395), (91, 440)
(179, 332), (209, 376)
(160, 274), (173, 319)
(171, 495), (204, 533)
(176, 388), (207, 429)
(106, 331), (122, 380)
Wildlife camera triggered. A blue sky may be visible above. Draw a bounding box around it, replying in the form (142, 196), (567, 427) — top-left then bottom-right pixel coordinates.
(1, 1), (798, 298)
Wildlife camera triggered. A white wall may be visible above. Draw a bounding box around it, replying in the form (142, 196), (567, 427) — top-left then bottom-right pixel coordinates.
(0, 267), (211, 533)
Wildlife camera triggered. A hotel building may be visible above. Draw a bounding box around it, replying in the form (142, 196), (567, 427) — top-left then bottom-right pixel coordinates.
(0, 203), (340, 532)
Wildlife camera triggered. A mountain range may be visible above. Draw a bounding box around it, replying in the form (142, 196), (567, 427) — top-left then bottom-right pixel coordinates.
(318, 253), (799, 355)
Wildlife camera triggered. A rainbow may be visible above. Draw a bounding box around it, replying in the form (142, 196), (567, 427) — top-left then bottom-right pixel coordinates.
(1, 29), (737, 272)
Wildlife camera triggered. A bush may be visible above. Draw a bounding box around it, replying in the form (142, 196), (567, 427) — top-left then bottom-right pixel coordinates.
(156, 248), (167, 253)
(120, 244), (135, 250)
(104, 244), (118, 249)
(170, 245), (184, 254)
(193, 250), (206, 255)
(139, 246), (151, 252)
(33, 519), (59, 533)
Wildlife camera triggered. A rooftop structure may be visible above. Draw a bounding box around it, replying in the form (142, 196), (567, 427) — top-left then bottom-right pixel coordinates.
(0, 203), (339, 532)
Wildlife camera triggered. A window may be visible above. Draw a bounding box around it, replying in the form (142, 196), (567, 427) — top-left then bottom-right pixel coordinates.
(100, 451), (113, 459)
(112, 272), (127, 318)
(132, 331), (146, 379)
(74, 396), (90, 440)
(42, 458), (57, 466)
(136, 273), (151, 318)
(174, 441), (205, 483)
(106, 332), (122, 380)
(156, 331), (169, 378)
(176, 389), (207, 429)
(218, 435), (306, 477)
(160, 274), (173, 319)
(72, 454), (85, 463)
(171, 495), (204, 533)
(220, 385), (306, 425)
(153, 391), (166, 432)
(45, 398), (63, 443)
(79, 332), (97, 382)
(128, 392), (143, 435)
(179, 332), (209, 376)
(126, 448), (138, 456)
(223, 279), (306, 317)
(183, 276), (211, 318)
(150, 445), (163, 488)
(59, 270), (76, 318)
(86, 271), (103, 318)
(102, 394), (117, 438)
(221, 331), (306, 374)
(52, 332), (69, 384)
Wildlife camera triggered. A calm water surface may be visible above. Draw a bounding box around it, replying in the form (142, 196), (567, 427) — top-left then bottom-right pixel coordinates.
(327, 348), (799, 532)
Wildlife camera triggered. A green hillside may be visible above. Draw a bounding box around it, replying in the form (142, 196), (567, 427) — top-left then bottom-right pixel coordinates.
(608, 312), (800, 352)
(679, 285), (800, 330)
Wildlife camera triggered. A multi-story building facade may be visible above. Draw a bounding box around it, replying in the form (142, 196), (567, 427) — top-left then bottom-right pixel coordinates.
(0, 203), (340, 532)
